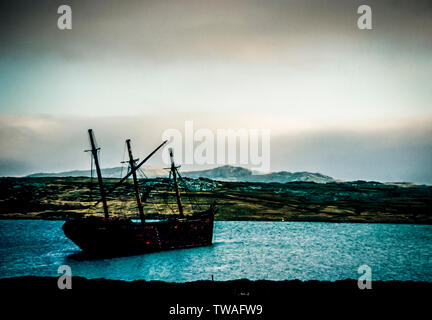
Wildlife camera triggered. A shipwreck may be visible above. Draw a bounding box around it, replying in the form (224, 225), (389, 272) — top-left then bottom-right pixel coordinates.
(62, 129), (215, 256)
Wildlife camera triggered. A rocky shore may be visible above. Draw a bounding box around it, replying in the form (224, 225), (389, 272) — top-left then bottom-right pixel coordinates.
(1, 276), (430, 318)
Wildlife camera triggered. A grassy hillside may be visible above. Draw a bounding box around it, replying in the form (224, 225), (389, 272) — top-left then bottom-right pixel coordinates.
(0, 177), (431, 224)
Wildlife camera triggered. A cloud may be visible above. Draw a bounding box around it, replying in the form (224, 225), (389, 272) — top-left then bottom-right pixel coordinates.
(1, 0), (431, 62)
(1, 1), (431, 183)
(1, 114), (431, 184)
(1, 0), (431, 118)
(270, 126), (432, 184)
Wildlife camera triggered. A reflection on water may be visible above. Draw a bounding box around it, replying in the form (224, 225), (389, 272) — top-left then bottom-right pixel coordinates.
(0, 220), (431, 282)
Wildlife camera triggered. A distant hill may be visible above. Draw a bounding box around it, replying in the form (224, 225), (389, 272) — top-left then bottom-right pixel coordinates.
(182, 165), (335, 183)
(26, 166), (168, 179)
(182, 165), (252, 181)
(27, 165), (335, 183)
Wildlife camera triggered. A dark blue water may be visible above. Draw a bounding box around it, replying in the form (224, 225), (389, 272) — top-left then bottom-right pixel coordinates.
(0, 220), (431, 282)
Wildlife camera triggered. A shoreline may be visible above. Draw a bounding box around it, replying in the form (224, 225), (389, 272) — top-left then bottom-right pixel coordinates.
(2, 278), (431, 317)
(1, 216), (432, 226)
(2, 275), (431, 292)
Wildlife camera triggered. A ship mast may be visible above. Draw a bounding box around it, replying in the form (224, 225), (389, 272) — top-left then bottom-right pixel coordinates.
(88, 129), (109, 219)
(92, 140), (167, 207)
(169, 148), (184, 218)
(126, 139), (145, 224)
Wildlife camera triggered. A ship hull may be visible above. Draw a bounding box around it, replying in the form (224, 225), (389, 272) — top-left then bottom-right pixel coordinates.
(62, 213), (214, 257)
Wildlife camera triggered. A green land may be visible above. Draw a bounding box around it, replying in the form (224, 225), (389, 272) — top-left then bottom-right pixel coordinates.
(0, 177), (431, 224)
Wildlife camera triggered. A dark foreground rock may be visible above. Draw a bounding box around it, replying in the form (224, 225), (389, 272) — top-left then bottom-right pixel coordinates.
(1, 277), (430, 318)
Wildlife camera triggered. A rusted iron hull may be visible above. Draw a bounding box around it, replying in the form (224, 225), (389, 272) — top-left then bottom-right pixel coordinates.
(62, 214), (214, 257)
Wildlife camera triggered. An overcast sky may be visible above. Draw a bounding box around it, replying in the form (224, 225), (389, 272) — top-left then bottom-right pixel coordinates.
(0, 0), (431, 183)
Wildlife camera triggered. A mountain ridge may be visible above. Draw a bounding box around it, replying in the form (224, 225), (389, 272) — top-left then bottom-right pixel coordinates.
(26, 165), (335, 184)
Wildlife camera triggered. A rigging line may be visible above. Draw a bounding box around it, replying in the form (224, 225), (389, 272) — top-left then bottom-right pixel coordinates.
(137, 167), (148, 180)
(165, 172), (177, 214)
(120, 140), (127, 179)
(92, 140), (168, 207)
(136, 167), (164, 214)
(159, 176), (176, 215)
(177, 169), (202, 211)
(137, 169), (160, 213)
(176, 170), (195, 212)
(87, 153), (94, 214)
(90, 152), (94, 192)
(163, 191), (176, 214)
(119, 143), (131, 218)
(145, 189), (164, 216)
(97, 148), (109, 215)
(118, 166), (129, 216)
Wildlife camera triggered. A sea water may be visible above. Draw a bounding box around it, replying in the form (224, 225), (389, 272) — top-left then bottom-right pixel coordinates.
(0, 220), (431, 282)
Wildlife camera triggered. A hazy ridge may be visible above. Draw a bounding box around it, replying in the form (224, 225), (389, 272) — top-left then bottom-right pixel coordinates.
(26, 165), (335, 184)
